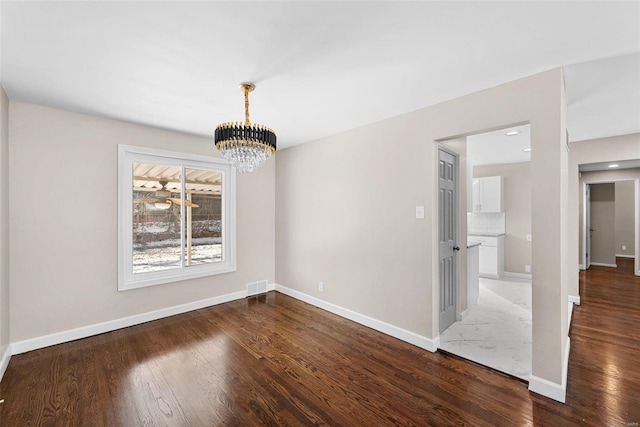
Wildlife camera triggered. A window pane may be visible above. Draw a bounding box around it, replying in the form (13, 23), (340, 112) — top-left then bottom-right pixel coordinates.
(132, 163), (183, 274)
(184, 168), (223, 266)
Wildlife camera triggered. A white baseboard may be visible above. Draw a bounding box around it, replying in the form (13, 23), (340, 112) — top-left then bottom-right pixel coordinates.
(615, 254), (635, 259)
(460, 309), (469, 321)
(578, 264), (585, 270)
(590, 262), (617, 268)
(11, 288), (259, 355)
(0, 345), (11, 382)
(503, 271), (532, 280)
(528, 337), (570, 403)
(568, 295), (580, 305)
(567, 302), (573, 334)
(274, 284), (439, 353)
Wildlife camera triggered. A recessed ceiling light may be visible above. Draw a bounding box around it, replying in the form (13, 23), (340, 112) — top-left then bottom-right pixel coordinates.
(608, 164), (619, 168)
(505, 131), (519, 136)
(523, 148), (532, 152)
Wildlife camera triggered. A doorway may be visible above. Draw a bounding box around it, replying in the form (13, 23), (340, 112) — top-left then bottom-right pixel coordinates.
(438, 124), (533, 381)
(580, 162), (640, 276)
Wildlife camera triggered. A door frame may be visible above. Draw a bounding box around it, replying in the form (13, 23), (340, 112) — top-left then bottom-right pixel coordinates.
(437, 145), (460, 333)
(585, 183), (591, 269)
(581, 178), (640, 276)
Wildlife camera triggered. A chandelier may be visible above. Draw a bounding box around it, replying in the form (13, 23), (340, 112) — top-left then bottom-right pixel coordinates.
(214, 82), (276, 173)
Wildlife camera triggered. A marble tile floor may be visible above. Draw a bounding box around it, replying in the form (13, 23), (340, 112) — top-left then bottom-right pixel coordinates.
(439, 277), (532, 381)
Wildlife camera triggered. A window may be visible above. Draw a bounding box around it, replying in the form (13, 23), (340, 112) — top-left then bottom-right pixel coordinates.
(118, 145), (236, 291)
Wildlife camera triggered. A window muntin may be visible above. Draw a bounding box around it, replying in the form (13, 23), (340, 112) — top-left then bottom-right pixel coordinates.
(119, 145), (235, 291)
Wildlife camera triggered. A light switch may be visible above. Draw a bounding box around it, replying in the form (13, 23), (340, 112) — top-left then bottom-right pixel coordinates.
(526, 234), (532, 241)
(415, 206), (425, 219)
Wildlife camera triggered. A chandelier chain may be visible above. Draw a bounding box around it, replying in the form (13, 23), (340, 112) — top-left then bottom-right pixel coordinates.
(244, 86), (250, 126)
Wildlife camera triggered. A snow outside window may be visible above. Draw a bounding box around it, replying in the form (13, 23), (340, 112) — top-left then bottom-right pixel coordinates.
(118, 145), (236, 291)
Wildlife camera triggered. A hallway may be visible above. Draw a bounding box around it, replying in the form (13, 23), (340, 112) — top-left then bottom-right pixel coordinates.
(567, 257), (640, 425)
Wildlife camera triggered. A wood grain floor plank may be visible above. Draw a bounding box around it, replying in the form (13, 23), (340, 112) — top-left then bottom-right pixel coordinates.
(1, 258), (639, 425)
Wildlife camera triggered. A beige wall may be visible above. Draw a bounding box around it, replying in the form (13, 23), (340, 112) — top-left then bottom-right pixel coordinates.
(578, 167), (640, 266)
(474, 162), (531, 275)
(0, 87), (10, 359)
(9, 102), (275, 342)
(589, 183), (616, 265)
(276, 68), (569, 388)
(615, 181), (635, 257)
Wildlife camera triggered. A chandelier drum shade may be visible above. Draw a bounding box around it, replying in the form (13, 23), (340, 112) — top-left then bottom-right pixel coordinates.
(214, 82), (276, 173)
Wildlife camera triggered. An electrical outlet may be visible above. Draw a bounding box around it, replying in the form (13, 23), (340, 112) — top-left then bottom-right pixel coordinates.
(526, 234), (532, 242)
(622, 245), (627, 251)
(318, 282), (324, 292)
(525, 265), (531, 273)
(415, 206), (425, 219)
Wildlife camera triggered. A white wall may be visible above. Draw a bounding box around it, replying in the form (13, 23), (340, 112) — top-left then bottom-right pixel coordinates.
(276, 68), (569, 397)
(0, 87), (10, 364)
(9, 102), (275, 342)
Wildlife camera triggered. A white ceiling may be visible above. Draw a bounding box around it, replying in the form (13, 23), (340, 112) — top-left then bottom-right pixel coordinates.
(467, 124), (531, 166)
(1, 1), (639, 150)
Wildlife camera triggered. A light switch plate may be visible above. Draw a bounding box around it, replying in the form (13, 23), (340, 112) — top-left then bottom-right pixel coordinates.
(416, 206), (425, 219)
(622, 245), (627, 251)
(526, 234), (532, 241)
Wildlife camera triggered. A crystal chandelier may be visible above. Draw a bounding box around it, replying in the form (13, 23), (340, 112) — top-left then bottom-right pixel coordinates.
(214, 82), (277, 173)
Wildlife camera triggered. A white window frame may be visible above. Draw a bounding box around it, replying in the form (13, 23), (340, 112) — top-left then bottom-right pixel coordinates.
(118, 144), (236, 291)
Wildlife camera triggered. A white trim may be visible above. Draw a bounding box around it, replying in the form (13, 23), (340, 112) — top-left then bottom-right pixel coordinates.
(432, 335), (441, 351)
(274, 284), (439, 353)
(578, 264), (585, 270)
(503, 271), (532, 280)
(11, 289), (250, 355)
(615, 254), (635, 259)
(635, 179), (640, 276)
(528, 337), (570, 403)
(0, 345), (11, 382)
(568, 295), (581, 305)
(589, 262), (617, 268)
(117, 144), (237, 291)
(568, 302), (574, 334)
(460, 309), (469, 320)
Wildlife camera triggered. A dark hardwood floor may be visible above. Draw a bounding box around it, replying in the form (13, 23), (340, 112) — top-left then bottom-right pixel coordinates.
(1, 258), (638, 426)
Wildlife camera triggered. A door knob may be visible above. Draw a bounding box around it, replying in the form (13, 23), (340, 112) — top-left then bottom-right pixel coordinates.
(453, 246), (460, 251)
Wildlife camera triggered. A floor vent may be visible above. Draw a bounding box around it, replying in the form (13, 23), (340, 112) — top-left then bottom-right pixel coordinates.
(246, 280), (268, 297)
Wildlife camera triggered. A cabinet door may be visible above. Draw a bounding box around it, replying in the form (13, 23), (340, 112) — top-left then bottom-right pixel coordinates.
(479, 245), (498, 275)
(480, 176), (503, 212)
(472, 178), (481, 212)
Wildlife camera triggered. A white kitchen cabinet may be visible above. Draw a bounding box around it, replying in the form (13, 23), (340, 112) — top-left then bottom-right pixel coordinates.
(468, 235), (504, 279)
(467, 244), (480, 310)
(472, 176), (503, 213)
(479, 245), (498, 276)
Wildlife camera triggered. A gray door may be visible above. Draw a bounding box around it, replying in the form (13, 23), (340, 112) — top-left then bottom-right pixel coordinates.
(439, 149), (458, 333)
